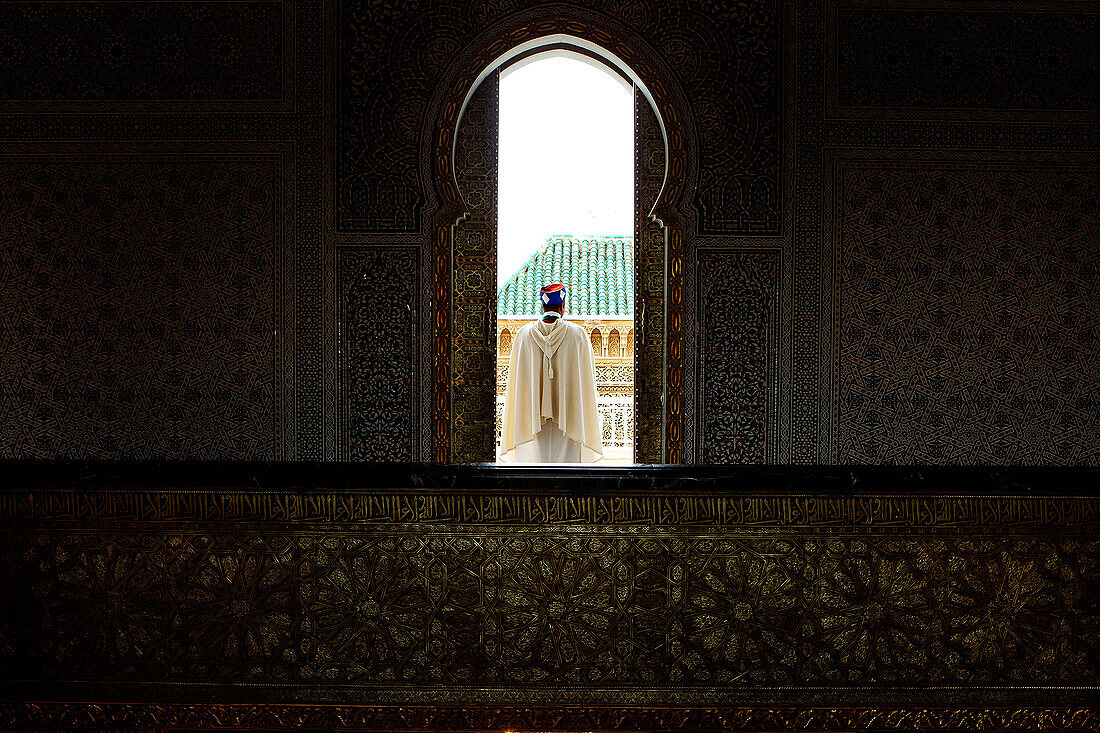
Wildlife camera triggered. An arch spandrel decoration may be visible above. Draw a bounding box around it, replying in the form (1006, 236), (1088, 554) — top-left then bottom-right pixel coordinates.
(427, 13), (696, 463)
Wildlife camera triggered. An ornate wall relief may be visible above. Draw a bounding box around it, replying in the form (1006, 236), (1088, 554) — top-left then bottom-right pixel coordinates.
(338, 247), (419, 460)
(833, 157), (1099, 464)
(0, 0), (292, 111)
(0, 144), (292, 459)
(337, 0), (778, 233)
(698, 250), (778, 463)
(828, 2), (1098, 120)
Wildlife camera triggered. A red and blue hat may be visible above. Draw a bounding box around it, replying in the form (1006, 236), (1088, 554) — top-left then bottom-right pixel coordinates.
(540, 283), (566, 306)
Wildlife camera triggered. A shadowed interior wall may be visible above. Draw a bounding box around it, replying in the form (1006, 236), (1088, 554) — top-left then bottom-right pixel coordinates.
(0, 0), (1094, 463)
(0, 146), (291, 459)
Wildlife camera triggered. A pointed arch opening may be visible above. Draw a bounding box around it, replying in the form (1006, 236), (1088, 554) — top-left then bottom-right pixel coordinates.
(437, 29), (686, 464)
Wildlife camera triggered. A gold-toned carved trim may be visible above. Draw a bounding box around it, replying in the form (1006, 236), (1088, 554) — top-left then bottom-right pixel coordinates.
(1, 490), (1095, 528)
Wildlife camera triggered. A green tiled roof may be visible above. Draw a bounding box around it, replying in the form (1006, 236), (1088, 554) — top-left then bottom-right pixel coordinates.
(497, 235), (634, 316)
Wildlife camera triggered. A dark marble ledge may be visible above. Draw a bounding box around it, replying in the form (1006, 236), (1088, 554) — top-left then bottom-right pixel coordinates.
(0, 460), (1095, 495)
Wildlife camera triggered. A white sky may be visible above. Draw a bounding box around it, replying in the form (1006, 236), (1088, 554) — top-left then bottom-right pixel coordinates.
(498, 54), (634, 286)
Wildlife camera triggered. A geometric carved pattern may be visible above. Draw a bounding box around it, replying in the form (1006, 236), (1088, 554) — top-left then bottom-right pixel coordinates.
(691, 0), (781, 233)
(339, 248), (417, 461)
(836, 163), (1100, 464)
(450, 73), (497, 463)
(0, 1), (286, 106)
(0, 155), (280, 459)
(833, 7), (1098, 116)
(337, 0), (778, 232)
(35, 533), (170, 679)
(3, 478), (1098, 692)
(698, 250), (777, 463)
(298, 535), (438, 682)
(634, 89), (666, 463)
(171, 534), (297, 681)
(2, 530), (1098, 686)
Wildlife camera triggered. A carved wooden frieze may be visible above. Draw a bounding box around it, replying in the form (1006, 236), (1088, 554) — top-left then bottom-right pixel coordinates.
(2, 484), (1097, 692)
(5, 529), (1098, 686)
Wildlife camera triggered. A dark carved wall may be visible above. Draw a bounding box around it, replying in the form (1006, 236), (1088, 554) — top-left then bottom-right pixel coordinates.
(338, 247), (418, 460)
(829, 5), (1097, 119)
(0, 0), (1092, 462)
(1, 466), (1097, 728)
(0, 0), (308, 460)
(833, 159), (1099, 464)
(0, 146), (291, 459)
(788, 0), (1098, 465)
(336, 0), (778, 234)
(698, 250), (778, 464)
(0, 1), (292, 110)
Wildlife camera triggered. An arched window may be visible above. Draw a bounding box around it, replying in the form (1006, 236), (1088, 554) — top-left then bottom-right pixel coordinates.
(444, 33), (683, 464)
(608, 329), (620, 358)
(626, 329), (634, 358)
(499, 328), (511, 356)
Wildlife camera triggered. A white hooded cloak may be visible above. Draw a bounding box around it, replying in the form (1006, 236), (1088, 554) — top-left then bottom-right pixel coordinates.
(500, 315), (603, 463)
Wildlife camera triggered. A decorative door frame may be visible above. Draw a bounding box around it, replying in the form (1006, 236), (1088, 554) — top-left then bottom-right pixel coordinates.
(421, 6), (698, 463)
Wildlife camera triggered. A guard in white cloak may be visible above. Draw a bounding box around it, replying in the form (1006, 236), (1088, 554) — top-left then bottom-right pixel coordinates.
(500, 283), (604, 463)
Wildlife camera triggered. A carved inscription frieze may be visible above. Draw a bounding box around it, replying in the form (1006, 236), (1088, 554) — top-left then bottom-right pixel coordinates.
(3, 491), (1095, 528)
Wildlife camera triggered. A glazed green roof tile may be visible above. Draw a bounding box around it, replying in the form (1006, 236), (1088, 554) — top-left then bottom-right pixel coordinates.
(498, 235), (634, 316)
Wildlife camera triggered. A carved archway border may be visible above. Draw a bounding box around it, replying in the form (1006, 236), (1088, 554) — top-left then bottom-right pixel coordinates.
(422, 5), (698, 463)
